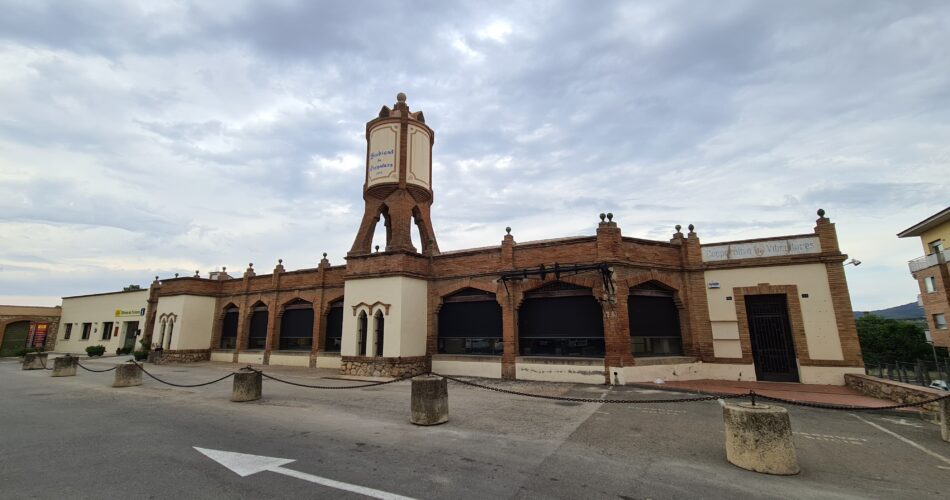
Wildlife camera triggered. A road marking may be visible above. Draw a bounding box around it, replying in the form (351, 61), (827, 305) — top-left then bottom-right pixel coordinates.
(195, 447), (415, 499)
(880, 417), (923, 428)
(633, 407), (686, 415)
(793, 432), (866, 445)
(850, 415), (950, 467)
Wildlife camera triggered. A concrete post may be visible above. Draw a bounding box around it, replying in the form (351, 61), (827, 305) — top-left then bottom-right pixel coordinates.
(940, 398), (949, 443)
(113, 363), (143, 387)
(147, 350), (162, 364)
(22, 352), (48, 370)
(410, 375), (448, 426)
(52, 355), (78, 377)
(231, 368), (262, 402)
(722, 402), (799, 475)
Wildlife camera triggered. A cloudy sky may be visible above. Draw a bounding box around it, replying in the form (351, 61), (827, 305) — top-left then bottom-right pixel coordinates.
(1, 0), (947, 311)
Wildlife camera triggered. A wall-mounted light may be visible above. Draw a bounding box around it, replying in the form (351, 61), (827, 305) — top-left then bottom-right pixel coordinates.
(844, 258), (861, 266)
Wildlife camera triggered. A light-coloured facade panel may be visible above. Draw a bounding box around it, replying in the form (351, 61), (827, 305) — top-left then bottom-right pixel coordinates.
(56, 290), (149, 355)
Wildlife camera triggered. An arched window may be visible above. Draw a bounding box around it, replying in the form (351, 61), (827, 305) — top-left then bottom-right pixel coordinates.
(324, 300), (343, 352)
(165, 320), (175, 349)
(158, 319), (167, 348)
(519, 281), (604, 357)
(438, 288), (502, 355)
(373, 310), (385, 356)
(247, 303), (268, 349)
(357, 311), (368, 356)
(0, 321), (31, 357)
(279, 299), (314, 351)
(219, 306), (239, 349)
(628, 282), (683, 357)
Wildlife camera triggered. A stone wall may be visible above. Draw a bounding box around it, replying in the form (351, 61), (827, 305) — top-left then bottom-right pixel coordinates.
(0, 306), (62, 354)
(159, 349), (211, 363)
(845, 373), (945, 413)
(341, 355), (429, 378)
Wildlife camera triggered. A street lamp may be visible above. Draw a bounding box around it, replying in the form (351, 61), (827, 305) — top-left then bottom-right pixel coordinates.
(844, 258), (861, 266)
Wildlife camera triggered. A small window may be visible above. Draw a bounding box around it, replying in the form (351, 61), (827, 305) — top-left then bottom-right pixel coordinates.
(934, 313), (948, 330)
(924, 276), (936, 293)
(928, 239), (944, 254)
(81, 323), (92, 340)
(64, 324), (72, 340)
(101, 321), (113, 340)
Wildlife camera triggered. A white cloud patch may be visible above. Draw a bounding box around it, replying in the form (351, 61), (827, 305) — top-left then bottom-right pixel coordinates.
(0, 0), (948, 310)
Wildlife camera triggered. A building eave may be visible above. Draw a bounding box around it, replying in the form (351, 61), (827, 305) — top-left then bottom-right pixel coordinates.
(897, 206), (950, 238)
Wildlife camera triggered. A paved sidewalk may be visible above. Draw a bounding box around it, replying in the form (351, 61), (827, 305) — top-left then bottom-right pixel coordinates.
(648, 379), (909, 408)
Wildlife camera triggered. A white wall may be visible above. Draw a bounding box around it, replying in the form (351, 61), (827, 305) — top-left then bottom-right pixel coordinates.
(153, 295), (217, 350)
(342, 276), (428, 357)
(704, 263), (845, 361)
(56, 290), (149, 355)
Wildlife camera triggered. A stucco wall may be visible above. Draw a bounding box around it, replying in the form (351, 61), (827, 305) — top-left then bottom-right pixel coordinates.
(917, 224), (950, 254)
(799, 366), (865, 385)
(621, 362), (756, 383)
(341, 276), (428, 357)
(268, 352), (311, 367)
(516, 357), (606, 384)
(56, 290), (149, 354)
(315, 353), (341, 369)
(154, 295), (216, 351)
(432, 356), (502, 378)
(704, 263), (844, 361)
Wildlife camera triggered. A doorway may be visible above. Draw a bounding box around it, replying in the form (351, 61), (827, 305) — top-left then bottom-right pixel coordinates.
(123, 321), (139, 351)
(745, 295), (799, 382)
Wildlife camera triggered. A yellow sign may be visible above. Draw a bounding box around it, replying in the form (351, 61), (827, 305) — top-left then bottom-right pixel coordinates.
(115, 308), (145, 317)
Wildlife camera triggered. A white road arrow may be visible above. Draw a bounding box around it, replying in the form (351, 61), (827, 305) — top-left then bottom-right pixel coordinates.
(194, 447), (416, 500)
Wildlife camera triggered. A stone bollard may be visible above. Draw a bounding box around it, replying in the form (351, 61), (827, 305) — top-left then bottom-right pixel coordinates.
(22, 352), (48, 370)
(231, 368), (262, 402)
(113, 362), (143, 387)
(147, 350), (162, 364)
(410, 375), (448, 426)
(722, 402), (799, 475)
(52, 355), (78, 377)
(940, 398), (950, 443)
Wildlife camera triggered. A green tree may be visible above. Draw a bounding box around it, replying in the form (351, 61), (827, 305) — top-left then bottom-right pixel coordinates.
(856, 314), (933, 365)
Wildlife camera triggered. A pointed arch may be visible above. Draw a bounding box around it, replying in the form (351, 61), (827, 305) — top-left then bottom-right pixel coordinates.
(219, 303), (240, 349)
(356, 311), (368, 356)
(373, 310), (385, 357)
(437, 288), (503, 355)
(246, 301), (269, 349)
(628, 280), (684, 357)
(278, 298), (313, 351)
(518, 280), (604, 357)
(324, 298), (344, 352)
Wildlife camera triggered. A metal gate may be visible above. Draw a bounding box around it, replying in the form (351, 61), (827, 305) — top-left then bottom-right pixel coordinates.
(0, 321), (30, 357)
(745, 295), (799, 382)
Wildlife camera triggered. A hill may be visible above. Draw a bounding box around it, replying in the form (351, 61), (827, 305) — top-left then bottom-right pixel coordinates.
(853, 301), (924, 320)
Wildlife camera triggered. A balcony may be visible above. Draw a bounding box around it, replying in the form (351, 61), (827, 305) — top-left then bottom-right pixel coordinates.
(908, 250), (948, 273)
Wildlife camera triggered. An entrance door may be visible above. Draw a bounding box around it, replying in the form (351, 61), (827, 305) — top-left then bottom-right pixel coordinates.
(746, 295), (799, 382)
(123, 321), (139, 350)
(1, 321), (31, 357)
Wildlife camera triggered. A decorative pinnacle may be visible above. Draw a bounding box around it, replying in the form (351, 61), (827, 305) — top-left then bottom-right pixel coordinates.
(599, 213), (606, 222)
(194, 270), (200, 277)
(505, 226), (511, 235)
(817, 208), (826, 217)
(396, 92), (407, 103)
(154, 276), (159, 281)
(675, 224), (682, 232)
(174, 273), (179, 278)
(278, 259), (283, 264)
(688, 224), (695, 232)
(322, 252), (327, 258)
(606, 213), (614, 222)
(249, 262), (253, 268)
(375, 245), (380, 252)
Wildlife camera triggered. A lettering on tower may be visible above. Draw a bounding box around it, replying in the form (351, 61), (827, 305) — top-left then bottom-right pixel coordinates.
(367, 124), (399, 186)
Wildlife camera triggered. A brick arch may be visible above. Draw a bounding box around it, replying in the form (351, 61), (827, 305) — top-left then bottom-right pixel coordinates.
(0, 318), (35, 350)
(625, 277), (686, 309)
(432, 281), (500, 315)
(515, 276), (600, 310)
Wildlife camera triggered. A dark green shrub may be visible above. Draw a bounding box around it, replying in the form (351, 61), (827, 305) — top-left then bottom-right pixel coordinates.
(14, 348), (29, 357)
(132, 350), (148, 361)
(115, 347), (132, 355)
(86, 345), (106, 357)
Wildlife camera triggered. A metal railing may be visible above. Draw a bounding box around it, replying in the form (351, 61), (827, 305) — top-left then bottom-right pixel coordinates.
(864, 359), (950, 388)
(908, 250), (948, 273)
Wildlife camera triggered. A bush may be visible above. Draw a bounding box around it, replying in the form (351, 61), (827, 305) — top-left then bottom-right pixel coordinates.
(85, 345), (106, 357)
(115, 347), (132, 355)
(132, 350), (149, 361)
(14, 347), (42, 357)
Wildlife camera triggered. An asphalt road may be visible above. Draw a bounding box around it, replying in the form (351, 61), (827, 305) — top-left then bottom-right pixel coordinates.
(1, 357), (948, 499)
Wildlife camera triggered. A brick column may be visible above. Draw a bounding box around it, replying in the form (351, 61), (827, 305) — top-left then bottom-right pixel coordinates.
(263, 300), (278, 365)
(815, 211), (864, 367)
(683, 226), (715, 361)
(602, 292), (632, 378)
(499, 287), (521, 380)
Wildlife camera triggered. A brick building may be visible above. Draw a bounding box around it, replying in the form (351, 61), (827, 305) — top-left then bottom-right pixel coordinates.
(898, 207), (950, 347)
(135, 94), (864, 385)
(0, 305), (61, 357)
